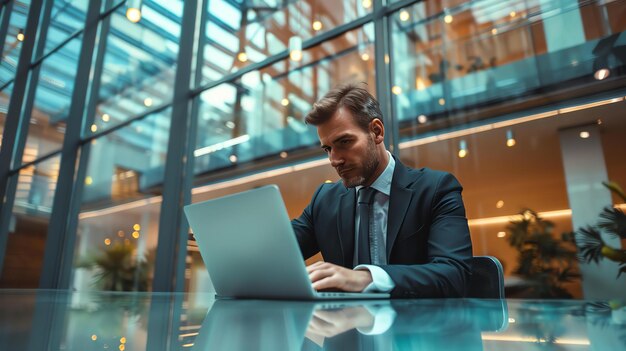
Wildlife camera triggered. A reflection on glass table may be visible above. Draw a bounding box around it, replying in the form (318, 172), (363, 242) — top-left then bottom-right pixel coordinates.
(2, 290), (626, 351)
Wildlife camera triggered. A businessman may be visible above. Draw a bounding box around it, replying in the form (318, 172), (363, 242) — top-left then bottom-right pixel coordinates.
(292, 83), (472, 298)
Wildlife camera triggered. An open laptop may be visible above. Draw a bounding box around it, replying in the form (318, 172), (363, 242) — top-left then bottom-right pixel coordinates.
(184, 185), (389, 300)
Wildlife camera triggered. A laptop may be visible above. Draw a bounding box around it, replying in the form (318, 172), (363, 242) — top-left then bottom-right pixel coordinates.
(184, 185), (389, 300)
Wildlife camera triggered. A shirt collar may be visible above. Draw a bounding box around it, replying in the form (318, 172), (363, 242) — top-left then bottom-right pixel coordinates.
(356, 151), (395, 197)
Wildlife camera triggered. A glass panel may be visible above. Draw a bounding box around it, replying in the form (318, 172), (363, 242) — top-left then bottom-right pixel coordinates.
(0, 81), (13, 149)
(71, 109), (171, 292)
(199, 0), (372, 85)
(391, 0), (625, 127)
(194, 23), (375, 175)
(0, 155), (60, 288)
(21, 36), (81, 165)
(0, 1), (30, 84)
(39, 0), (88, 57)
(89, 2), (181, 134)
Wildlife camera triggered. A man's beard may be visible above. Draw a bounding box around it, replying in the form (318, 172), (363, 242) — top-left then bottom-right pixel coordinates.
(341, 138), (379, 188)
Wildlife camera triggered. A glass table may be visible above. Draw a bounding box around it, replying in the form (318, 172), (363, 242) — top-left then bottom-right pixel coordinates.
(1, 290), (624, 350)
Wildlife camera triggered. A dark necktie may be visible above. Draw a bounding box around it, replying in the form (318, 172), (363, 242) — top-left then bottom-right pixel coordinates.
(357, 187), (377, 265)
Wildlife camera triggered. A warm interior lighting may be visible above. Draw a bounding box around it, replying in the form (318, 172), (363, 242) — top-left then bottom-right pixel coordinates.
(438, 98), (446, 105)
(120, 337), (127, 344)
(117, 230), (124, 238)
(510, 11), (516, 17)
(312, 20), (323, 31)
(392, 86), (402, 95)
(85, 176), (93, 185)
(289, 36), (303, 62)
(126, 8), (141, 23)
(399, 10), (410, 22)
(229, 154), (238, 163)
(280, 151), (288, 158)
(132, 231), (140, 238)
(458, 140), (468, 158)
(362, 0), (372, 9)
(133, 224), (141, 231)
(102, 113), (110, 122)
(90, 124), (97, 133)
(496, 200), (504, 208)
(497, 231), (506, 238)
(237, 52), (247, 62)
(506, 129), (516, 147)
(594, 68), (610, 80)
(104, 238), (111, 246)
(417, 114), (428, 124)
(143, 97), (153, 107)
(415, 77), (426, 90)
(17, 29), (24, 42)
(361, 53), (370, 61)
(325, 180), (333, 183)
(579, 131), (590, 139)
(281, 98), (289, 106)
(126, 0), (142, 23)
(444, 15), (453, 24)
(194, 135), (250, 157)
(91, 335), (98, 341)
(491, 28), (498, 35)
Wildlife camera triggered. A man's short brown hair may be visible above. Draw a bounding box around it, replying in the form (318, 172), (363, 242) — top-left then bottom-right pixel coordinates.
(305, 83), (383, 131)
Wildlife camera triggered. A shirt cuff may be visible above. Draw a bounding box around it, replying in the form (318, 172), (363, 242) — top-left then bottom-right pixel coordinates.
(356, 304), (397, 335)
(354, 264), (395, 293)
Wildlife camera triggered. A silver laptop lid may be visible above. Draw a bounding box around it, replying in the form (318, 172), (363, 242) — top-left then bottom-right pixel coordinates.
(184, 185), (316, 299)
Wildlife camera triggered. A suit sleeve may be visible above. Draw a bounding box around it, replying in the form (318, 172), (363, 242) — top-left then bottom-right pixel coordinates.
(381, 173), (472, 298)
(291, 184), (323, 260)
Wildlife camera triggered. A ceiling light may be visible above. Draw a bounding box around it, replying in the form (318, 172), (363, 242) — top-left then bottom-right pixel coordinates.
(417, 115), (428, 124)
(438, 98), (445, 105)
(491, 28), (498, 35)
(143, 97), (153, 107)
(400, 10), (410, 22)
(361, 53), (370, 61)
(510, 11), (516, 18)
(444, 15), (453, 24)
(237, 52), (247, 62)
(392, 86), (402, 95)
(415, 77), (426, 90)
(17, 29), (24, 42)
(90, 124), (98, 133)
(594, 68), (610, 80)
(497, 231), (506, 238)
(506, 129), (516, 147)
(229, 154), (238, 163)
(289, 36), (303, 62)
(362, 0), (372, 9)
(579, 131), (590, 139)
(126, 0), (142, 23)
(458, 140), (468, 158)
(312, 20), (322, 31)
(102, 113), (110, 122)
(280, 151), (288, 158)
(496, 200), (504, 208)
(281, 98), (289, 106)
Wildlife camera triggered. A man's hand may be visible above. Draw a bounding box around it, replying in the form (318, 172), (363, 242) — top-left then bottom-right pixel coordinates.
(306, 261), (373, 292)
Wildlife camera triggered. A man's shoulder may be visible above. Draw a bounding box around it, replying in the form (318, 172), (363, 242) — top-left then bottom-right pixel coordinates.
(399, 163), (455, 184)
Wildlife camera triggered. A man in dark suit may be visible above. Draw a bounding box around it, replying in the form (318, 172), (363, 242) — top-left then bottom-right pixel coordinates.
(292, 83), (472, 298)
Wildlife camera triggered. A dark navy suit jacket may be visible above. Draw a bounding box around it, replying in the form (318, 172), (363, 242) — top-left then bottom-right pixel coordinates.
(291, 159), (472, 298)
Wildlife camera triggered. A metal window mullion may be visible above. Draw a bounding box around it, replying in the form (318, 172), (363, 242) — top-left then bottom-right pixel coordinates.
(57, 0), (114, 289)
(38, 0), (102, 290)
(151, 0), (198, 293)
(374, 0), (397, 155)
(0, 0), (44, 275)
(0, 0), (13, 61)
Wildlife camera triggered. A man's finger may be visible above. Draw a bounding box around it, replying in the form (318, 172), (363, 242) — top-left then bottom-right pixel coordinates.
(309, 268), (334, 283)
(306, 261), (328, 273)
(312, 276), (340, 291)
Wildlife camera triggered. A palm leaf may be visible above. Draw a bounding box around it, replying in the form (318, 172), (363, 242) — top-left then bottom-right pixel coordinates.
(598, 207), (626, 240)
(575, 226), (605, 264)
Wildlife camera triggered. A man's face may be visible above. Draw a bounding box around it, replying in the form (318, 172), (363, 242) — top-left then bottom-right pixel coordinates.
(317, 108), (380, 188)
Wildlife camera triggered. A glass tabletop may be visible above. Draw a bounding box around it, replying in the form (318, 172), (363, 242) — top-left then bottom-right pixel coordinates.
(1, 290), (624, 350)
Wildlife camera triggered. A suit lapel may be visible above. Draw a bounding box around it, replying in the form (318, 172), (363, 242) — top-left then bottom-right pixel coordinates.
(386, 161), (415, 259)
(337, 187), (356, 267)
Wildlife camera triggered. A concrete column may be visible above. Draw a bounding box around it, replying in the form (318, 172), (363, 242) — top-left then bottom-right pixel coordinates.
(559, 124), (625, 299)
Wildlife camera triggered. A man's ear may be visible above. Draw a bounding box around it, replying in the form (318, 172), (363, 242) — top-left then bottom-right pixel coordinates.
(370, 119), (385, 144)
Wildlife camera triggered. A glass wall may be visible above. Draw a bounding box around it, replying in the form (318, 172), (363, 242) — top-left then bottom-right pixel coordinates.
(0, 155), (59, 288)
(0, 0), (624, 299)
